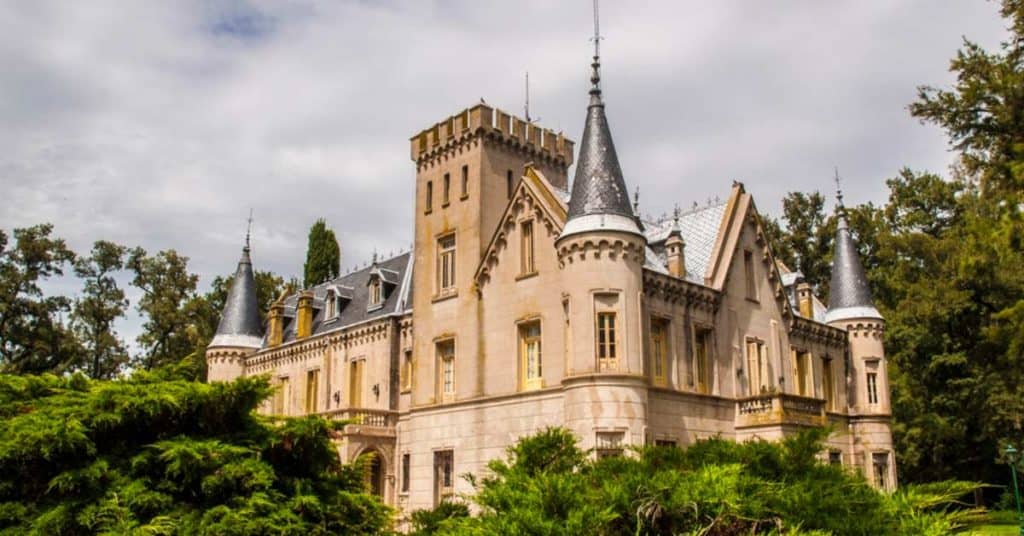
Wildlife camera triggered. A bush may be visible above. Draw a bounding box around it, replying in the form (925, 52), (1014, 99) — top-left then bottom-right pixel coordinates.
(429, 427), (984, 536)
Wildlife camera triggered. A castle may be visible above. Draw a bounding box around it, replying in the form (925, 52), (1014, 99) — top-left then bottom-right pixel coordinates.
(206, 42), (895, 516)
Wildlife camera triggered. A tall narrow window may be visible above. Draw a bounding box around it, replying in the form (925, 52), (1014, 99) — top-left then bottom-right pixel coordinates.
(519, 321), (542, 390)
(791, 348), (812, 396)
(866, 372), (879, 405)
(273, 376), (290, 415)
(437, 234), (456, 292)
(822, 357), (834, 410)
(369, 279), (382, 307)
(872, 452), (890, 490)
(437, 339), (455, 400)
(442, 172), (451, 205)
(433, 450), (454, 505)
(349, 360), (363, 407)
(520, 220), (535, 274)
(506, 169), (514, 199)
(401, 453), (411, 493)
(694, 328), (711, 394)
(325, 291), (336, 319)
(744, 250), (757, 300)
(746, 339), (768, 395)
(426, 181), (433, 212)
(650, 319), (668, 387)
(401, 349), (413, 392)
(460, 165), (468, 198)
(597, 312), (618, 371)
(305, 369), (320, 414)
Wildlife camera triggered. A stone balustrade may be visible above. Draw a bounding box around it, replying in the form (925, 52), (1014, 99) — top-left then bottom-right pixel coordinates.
(735, 393), (826, 429)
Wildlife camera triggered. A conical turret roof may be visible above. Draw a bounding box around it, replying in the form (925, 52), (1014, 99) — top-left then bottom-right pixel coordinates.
(560, 42), (642, 239)
(825, 209), (882, 323)
(210, 245), (264, 348)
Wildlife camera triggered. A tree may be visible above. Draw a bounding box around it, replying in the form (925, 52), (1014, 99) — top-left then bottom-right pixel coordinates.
(303, 219), (340, 288)
(71, 241), (129, 379)
(127, 247), (202, 371)
(763, 191), (834, 291)
(0, 368), (391, 534)
(0, 224), (80, 374)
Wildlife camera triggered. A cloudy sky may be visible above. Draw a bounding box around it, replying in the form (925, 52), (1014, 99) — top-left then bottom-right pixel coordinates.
(0, 1), (1008, 345)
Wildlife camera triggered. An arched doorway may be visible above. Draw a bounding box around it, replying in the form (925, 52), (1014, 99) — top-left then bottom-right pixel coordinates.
(365, 450), (385, 499)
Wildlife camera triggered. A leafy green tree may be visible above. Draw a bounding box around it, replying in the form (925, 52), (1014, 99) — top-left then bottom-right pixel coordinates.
(0, 224), (80, 374)
(127, 247), (203, 371)
(71, 241), (129, 379)
(0, 367), (390, 534)
(303, 219), (340, 288)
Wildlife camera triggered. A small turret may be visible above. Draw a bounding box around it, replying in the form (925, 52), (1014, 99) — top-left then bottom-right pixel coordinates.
(824, 204), (882, 323)
(207, 236), (263, 381)
(665, 206), (686, 278)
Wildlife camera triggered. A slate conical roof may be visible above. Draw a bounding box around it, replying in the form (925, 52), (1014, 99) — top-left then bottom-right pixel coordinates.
(560, 50), (642, 239)
(825, 209), (882, 323)
(210, 245), (264, 348)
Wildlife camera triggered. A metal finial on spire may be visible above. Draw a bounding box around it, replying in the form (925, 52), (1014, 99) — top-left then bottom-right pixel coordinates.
(673, 203), (681, 226)
(589, 0), (603, 101)
(633, 186), (640, 213)
(245, 208), (253, 252)
(834, 167), (844, 208)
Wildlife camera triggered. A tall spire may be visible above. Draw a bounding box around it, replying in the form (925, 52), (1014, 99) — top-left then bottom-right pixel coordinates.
(211, 229), (264, 348)
(825, 170), (882, 323)
(562, 0), (641, 239)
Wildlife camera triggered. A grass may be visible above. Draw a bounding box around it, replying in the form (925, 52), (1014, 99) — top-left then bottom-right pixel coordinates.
(969, 511), (1020, 535)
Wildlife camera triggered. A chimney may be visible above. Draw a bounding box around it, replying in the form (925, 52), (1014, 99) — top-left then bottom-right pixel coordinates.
(267, 299), (285, 347)
(797, 282), (814, 318)
(296, 291), (314, 339)
(666, 232), (686, 278)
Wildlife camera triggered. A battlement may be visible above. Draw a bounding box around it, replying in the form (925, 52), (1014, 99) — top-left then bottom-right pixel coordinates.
(410, 103), (574, 167)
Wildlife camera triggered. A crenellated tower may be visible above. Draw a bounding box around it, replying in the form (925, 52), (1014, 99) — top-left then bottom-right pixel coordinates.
(206, 238), (264, 382)
(555, 26), (649, 453)
(825, 189), (895, 489)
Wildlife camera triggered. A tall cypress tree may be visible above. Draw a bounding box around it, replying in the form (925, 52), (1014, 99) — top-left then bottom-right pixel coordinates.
(303, 218), (340, 287)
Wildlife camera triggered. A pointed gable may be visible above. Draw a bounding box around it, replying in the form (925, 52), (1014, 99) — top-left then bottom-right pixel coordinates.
(475, 166), (567, 288)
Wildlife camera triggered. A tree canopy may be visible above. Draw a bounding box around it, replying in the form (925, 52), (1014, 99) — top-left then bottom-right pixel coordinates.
(0, 367), (390, 535)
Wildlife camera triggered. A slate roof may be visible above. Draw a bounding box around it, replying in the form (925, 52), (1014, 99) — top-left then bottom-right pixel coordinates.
(211, 247), (263, 348)
(272, 251), (413, 347)
(825, 214), (882, 322)
(643, 201), (727, 284)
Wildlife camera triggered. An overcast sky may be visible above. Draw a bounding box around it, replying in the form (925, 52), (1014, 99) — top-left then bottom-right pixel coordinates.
(0, 1), (1008, 347)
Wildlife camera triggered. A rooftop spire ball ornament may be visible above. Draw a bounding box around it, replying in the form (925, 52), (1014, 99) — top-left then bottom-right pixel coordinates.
(589, 0), (603, 101)
(245, 208), (254, 252)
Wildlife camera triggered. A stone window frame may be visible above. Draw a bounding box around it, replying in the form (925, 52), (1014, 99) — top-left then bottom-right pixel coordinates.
(516, 316), (543, 391)
(435, 231), (458, 299)
(648, 315), (671, 388)
(304, 367), (321, 414)
(745, 337), (770, 395)
(435, 337), (456, 403)
(692, 324), (713, 395)
(432, 448), (455, 505)
(518, 218), (536, 277)
(593, 291), (621, 372)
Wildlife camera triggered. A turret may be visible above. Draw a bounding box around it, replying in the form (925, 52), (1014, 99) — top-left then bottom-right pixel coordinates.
(665, 209), (686, 278)
(206, 240), (263, 381)
(825, 186), (895, 489)
(556, 18), (648, 455)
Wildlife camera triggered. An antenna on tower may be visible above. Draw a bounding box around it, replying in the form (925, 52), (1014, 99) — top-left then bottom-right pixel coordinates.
(245, 208), (253, 252)
(525, 72), (531, 122)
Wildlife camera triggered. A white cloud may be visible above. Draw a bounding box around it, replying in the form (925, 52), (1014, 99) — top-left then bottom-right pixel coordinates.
(0, 0), (1008, 349)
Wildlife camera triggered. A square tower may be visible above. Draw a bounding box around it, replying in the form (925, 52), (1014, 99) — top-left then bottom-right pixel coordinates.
(408, 104), (573, 406)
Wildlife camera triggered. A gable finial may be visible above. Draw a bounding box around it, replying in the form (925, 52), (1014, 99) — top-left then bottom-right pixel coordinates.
(589, 0), (604, 102)
(245, 208), (253, 252)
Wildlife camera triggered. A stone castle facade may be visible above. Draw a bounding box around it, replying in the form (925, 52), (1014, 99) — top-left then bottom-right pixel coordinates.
(206, 51), (895, 516)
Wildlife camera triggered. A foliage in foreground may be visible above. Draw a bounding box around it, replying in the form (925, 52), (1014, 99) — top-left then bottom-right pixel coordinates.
(417, 427), (984, 536)
(0, 367), (389, 535)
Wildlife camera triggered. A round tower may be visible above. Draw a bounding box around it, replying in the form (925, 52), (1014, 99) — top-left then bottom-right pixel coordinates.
(556, 37), (648, 455)
(825, 192), (895, 489)
(206, 240), (264, 382)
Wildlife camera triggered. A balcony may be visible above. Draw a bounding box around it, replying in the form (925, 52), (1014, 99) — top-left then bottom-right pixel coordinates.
(735, 393), (826, 429)
(321, 408), (398, 438)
